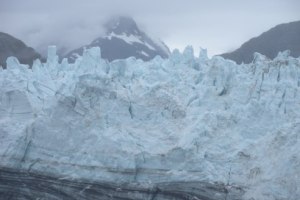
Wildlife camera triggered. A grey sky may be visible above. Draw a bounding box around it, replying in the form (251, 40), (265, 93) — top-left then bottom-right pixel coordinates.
(1, 0), (299, 56)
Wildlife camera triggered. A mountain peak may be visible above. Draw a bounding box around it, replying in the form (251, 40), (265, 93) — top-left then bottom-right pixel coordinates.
(65, 16), (170, 62)
(104, 16), (140, 35)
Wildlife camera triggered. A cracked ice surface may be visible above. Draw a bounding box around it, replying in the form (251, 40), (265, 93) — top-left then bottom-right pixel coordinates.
(0, 46), (300, 199)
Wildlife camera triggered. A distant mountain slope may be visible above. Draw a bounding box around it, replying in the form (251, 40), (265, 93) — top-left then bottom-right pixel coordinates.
(0, 32), (41, 68)
(65, 16), (170, 62)
(220, 21), (300, 64)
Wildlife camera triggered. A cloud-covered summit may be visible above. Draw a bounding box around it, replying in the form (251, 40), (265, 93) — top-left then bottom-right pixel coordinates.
(65, 16), (170, 62)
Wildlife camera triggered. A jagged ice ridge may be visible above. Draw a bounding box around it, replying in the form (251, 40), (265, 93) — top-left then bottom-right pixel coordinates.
(0, 46), (300, 200)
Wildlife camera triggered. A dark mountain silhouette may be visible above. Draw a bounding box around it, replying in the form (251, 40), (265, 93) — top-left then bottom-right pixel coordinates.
(220, 21), (300, 64)
(0, 32), (41, 68)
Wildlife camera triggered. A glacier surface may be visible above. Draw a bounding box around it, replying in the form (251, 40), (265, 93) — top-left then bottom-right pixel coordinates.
(0, 46), (300, 199)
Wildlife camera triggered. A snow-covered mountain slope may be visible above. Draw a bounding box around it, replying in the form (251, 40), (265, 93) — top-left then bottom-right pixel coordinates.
(0, 47), (300, 200)
(65, 16), (170, 62)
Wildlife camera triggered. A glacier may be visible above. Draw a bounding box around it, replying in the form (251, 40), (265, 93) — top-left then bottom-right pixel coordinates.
(0, 46), (300, 200)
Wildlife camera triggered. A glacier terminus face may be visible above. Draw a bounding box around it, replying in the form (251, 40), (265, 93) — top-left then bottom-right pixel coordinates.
(0, 46), (299, 200)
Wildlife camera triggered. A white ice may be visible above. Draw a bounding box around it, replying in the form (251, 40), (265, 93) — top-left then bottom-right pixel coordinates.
(0, 46), (299, 200)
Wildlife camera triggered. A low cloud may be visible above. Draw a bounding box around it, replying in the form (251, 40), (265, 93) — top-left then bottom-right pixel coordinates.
(1, 0), (299, 56)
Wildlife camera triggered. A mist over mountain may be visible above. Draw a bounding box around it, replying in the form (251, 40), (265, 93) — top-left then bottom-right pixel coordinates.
(221, 21), (300, 64)
(0, 16), (171, 66)
(0, 32), (41, 68)
(65, 16), (170, 62)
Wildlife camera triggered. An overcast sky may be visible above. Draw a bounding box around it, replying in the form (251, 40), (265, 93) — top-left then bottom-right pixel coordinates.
(1, 0), (299, 56)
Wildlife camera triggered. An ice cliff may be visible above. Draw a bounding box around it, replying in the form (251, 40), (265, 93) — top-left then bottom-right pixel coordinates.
(0, 46), (299, 200)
